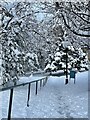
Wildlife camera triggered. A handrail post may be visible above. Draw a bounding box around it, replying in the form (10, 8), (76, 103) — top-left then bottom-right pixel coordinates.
(35, 81), (38, 95)
(43, 79), (44, 87)
(27, 83), (31, 107)
(40, 80), (42, 89)
(8, 88), (14, 120)
(1, 76), (48, 119)
(74, 78), (76, 84)
(45, 77), (47, 85)
(43, 79), (45, 86)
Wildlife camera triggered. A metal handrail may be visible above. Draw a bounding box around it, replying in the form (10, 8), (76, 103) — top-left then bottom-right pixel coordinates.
(0, 76), (48, 91)
(0, 75), (48, 120)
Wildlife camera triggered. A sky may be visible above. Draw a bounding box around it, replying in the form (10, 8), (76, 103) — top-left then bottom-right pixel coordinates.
(0, 0), (88, 3)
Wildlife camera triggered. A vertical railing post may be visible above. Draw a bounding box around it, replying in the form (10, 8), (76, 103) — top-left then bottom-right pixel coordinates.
(74, 78), (76, 84)
(45, 79), (47, 84)
(43, 79), (46, 86)
(35, 81), (38, 95)
(40, 80), (42, 89)
(8, 88), (14, 120)
(46, 77), (48, 83)
(27, 83), (31, 107)
(45, 77), (47, 85)
(44, 78), (46, 85)
(43, 79), (44, 86)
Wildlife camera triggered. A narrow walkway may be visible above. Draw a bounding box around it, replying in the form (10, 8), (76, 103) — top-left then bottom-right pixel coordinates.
(0, 71), (88, 118)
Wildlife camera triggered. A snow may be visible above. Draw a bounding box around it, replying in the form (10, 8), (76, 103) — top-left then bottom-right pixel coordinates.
(68, 46), (74, 51)
(25, 53), (31, 58)
(62, 41), (71, 48)
(50, 63), (57, 71)
(55, 52), (61, 57)
(0, 59), (2, 66)
(55, 56), (60, 61)
(71, 68), (78, 71)
(0, 71), (88, 118)
(60, 62), (66, 68)
(79, 68), (86, 72)
(51, 70), (64, 76)
(68, 63), (71, 69)
(44, 63), (57, 71)
(14, 49), (21, 56)
(44, 64), (51, 71)
(18, 76), (46, 84)
(80, 64), (88, 69)
(52, 70), (64, 74)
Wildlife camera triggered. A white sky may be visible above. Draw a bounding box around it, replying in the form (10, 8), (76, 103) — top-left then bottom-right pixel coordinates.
(0, 0), (88, 3)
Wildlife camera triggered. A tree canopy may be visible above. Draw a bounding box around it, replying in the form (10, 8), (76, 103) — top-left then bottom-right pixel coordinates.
(0, 1), (89, 84)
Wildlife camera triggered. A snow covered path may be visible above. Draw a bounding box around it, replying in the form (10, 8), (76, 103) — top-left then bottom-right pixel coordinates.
(0, 71), (88, 118)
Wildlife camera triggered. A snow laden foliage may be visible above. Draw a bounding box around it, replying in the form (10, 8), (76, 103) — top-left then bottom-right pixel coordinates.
(0, 1), (55, 85)
(0, 1), (89, 84)
(0, 2), (40, 84)
(44, 43), (88, 72)
(44, 1), (89, 72)
(1, 32), (39, 84)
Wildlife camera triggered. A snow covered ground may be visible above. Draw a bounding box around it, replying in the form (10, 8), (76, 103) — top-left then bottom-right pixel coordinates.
(0, 71), (88, 119)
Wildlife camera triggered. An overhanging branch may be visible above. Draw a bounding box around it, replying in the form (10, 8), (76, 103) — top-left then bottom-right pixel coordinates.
(62, 13), (90, 37)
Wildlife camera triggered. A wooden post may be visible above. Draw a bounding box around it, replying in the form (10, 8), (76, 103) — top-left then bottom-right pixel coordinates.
(8, 89), (14, 120)
(35, 81), (38, 95)
(27, 83), (31, 107)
